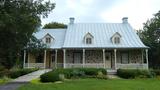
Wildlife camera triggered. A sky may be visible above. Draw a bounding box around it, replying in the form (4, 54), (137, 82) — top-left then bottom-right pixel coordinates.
(42, 0), (160, 30)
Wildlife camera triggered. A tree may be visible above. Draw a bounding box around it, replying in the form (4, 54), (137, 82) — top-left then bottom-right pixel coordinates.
(139, 10), (160, 68)
(43, 22), (67, 29)
(26, 36), (46, 55)
(0, 0), (55, 69)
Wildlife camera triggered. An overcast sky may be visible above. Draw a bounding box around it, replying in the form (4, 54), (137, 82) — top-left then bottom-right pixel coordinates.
(42, 0), (160, 30)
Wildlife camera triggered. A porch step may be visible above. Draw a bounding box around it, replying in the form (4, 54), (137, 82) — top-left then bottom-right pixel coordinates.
(107, 69), (117, 75)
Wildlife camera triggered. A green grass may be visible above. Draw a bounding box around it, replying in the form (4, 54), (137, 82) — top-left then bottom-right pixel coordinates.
(0, 77), (11, 85)
(18, 78), (160, 90)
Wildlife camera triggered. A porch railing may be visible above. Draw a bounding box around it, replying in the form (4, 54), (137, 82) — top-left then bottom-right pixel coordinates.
(65, 63), (104, 68)
(117, 63), (148, 69)
(24, 63), (148, 69)
(24, 63), (44, 68)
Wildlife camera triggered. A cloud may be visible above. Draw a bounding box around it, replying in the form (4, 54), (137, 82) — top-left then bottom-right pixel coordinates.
(100, 0), (160, 29)
(42, 0), (160, 29)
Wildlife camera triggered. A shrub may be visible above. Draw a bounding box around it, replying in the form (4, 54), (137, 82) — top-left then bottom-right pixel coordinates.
(80, 68), (107, 76)
(9, 68), (38, 78)
(40, 71), (60, 82)
(70, 69), (85, 78)
(117, 69), (152, 79)
(0, 69), (10, 78)
(0, 65), (5, 71)
(96, 71), (108, 79)
(40, 68), (107, 82)
(150, 69), (160, 76)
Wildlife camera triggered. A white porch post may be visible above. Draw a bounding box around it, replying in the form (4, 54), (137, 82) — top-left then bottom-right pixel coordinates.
(82, 49), (85, 67)
(55, 50), (58, 69)
(23, 50), (26, 68)
(102, 49), (106, 68)
(145, 49), (148, 69)
(63, 49), (66, 68)
(27, 52), (30, 68)
(141, 49), (144, 64)
(44, 50), (47, 69)
(114, 49), (117, 69)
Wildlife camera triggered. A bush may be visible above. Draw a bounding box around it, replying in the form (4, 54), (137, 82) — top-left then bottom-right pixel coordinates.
(0, 69), (10, 78)
(40, 68), (107, 82)
(117, 69), (153, 79)
(9, 68), (38, 78)
(150, 69), (160, 76)
(0, 65), (5, 71)
(40, 71), (60, 82)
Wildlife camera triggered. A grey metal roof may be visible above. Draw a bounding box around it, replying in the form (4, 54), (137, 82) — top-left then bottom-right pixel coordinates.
(62, 23), (148, 49)
(34, 29), (66, 49)
(34, 23), (148, 49)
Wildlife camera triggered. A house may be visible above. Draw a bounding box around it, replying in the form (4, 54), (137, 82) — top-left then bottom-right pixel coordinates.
(23, 17), (149, 70)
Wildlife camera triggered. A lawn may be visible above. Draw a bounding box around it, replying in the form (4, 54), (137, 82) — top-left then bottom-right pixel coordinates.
(0, 77), (10, 85)
(18, 78), (160, 90)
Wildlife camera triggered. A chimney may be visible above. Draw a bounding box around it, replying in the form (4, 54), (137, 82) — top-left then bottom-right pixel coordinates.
(69, 17), (75, 24)
(122, 17), (128, 24)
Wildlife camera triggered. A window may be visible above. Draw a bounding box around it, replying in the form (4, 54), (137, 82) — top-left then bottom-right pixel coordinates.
(36, 54), (43, 63)
(86, 38), (92, 44)
(84, 32), (93, 44)
(111, 32), (121, 44)
(114, 37), (120, 44)
(121, 52), (129, 64)
(46, 37), (51, 43)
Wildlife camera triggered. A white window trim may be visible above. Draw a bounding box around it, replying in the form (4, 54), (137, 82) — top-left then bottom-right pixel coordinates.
(114, 37), (120, 44)
(41, 33), (55, 45)
(84, 32), (94, 44)
(86, 37), (92, 44)
(46, 37), (51, 44)
(111, 32), (121, 44)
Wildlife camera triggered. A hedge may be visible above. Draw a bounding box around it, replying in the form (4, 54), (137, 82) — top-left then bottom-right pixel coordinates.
(150, 69), (160, 76)
(117, 69), (153, 79)
(40, 71), (60, 82)
(40, 68), (107, 82)
(0, 68), (38, 78)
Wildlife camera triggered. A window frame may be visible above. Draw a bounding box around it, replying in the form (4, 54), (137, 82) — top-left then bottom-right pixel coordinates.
(86, 37), (92, 44)
(114, 37), (120, 44)
(36, 54), (44, 63)
(46, 37), (51, 44)
(121, 52), (129, 64)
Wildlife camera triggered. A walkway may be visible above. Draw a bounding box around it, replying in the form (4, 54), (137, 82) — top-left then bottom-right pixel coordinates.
(0, 69), (51, 90)
(12, 69), (51, 82)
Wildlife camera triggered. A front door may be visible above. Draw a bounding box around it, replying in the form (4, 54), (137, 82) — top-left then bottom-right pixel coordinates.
(105, 52), (111, 69)
(50, 54), (55, 68)
(73, 53), (81, 63)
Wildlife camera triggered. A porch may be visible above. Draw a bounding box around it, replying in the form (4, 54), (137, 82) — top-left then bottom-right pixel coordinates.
(23, 49), (149, 70)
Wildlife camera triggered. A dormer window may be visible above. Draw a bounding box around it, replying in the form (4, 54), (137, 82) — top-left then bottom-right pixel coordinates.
(86, 37), (92, 44)
(84, 32), (94, 44)
(114, 37), (120, 44)
(42, 33), (54, 45)
(111, 32), (121, 44)
(46, 37), (51, 43)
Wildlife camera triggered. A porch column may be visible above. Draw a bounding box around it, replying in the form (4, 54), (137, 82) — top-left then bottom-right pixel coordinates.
(102, 49), (106, 68)
(44, 50), (47, 69)
(141, 49), (144, 64)
(145, 49), (148, 69)
(114, 49), (117, 69)
(55, 50), (58, 69)
(27, 52), (30, 68)
(23, 50), (26, 68)
(82, 49), (85, 67)
(63, 49), (66, 68)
